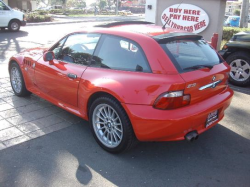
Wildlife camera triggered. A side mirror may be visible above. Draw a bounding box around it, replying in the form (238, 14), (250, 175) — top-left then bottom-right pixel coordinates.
(43, 51), (55, 65)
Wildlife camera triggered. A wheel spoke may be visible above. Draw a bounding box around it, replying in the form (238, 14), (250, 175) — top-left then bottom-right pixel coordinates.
(235, 72), (241, 79)
(242, 64), (250, 71)
(96, 121), (105, 125)
(108, 107), (111, 118)
(111, 109), (115, 118)
(235, 60), (242, 67)
(97, 126), (106, 130)
(114, 126), (122, 133)
(230, 66), (237, 72)
(102, 129), (107, 138)
(114, 122), (122, 127)
(99, 108), (106, 118)
(114, 130), (121, 139)
(242, 71), (249, 79)
(113, 132), (118, 142)
(110, 132), (114, 145)
(113, 116), (119, 122)
(96, 114), (105, 121)
(103, 107), (109, 118)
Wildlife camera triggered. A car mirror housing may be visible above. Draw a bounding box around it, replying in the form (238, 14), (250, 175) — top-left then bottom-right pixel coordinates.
(43, 51), (55, 65)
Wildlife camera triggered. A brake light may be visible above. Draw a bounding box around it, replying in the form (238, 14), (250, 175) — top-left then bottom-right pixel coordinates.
(153, 91), (190, 110)
(222, 45), (228, 50)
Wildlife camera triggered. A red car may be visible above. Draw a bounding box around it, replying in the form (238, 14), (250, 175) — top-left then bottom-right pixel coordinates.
(9, 21), (233, 153)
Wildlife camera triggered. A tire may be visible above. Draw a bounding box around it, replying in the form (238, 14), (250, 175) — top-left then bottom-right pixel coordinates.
(8, 20), (20, 32)
(9, 62), (31, 97)
(89, 97), (137, 153)
(226, 52), (250, 86)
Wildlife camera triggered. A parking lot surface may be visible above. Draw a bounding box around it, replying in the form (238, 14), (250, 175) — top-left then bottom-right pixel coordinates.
(0, 77), (82, 150)
(0, 74), (250, 187)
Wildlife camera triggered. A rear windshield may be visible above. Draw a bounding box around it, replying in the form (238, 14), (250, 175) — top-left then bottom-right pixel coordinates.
(160, 39), (223, 73)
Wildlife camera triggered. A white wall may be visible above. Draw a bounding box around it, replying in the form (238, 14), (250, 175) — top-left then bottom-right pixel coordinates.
(31, 0), (37, 11)
(146, 0), (227, 49)
(145, 0), (157, 23)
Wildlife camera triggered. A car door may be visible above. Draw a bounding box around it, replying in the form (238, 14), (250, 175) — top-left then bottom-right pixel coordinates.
(0, 1), (10, 27)
(34, 33), (101, 107)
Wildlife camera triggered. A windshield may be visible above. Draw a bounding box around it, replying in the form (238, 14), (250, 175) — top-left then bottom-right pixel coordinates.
(160, 39), (223, 73)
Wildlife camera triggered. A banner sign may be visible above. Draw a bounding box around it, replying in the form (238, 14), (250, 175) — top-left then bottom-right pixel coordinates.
(161, 4), (209, 33)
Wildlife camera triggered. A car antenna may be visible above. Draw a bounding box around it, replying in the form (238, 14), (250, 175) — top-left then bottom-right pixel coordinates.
(162, 1), (184, 30)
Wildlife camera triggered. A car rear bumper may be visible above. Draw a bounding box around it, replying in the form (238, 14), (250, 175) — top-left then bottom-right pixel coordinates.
(122, 86), (234, 141)
(21, 21), (26, 26)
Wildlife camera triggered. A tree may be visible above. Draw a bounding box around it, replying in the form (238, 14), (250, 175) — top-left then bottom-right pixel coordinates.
(36, 0), (50, 6)
(99, 0), (107, 10)
(107, 0), (113, 8)
(62, 0), (67, 9)
(234, 9), (240, 16)
(66, 0), (86, 8)
(113, 0), (121, 8)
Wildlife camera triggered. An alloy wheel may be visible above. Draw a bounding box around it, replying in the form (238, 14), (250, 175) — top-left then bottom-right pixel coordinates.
(92, 104), (123, 148)
(11, 67), (22, 93)
(230, 59), (250, 82)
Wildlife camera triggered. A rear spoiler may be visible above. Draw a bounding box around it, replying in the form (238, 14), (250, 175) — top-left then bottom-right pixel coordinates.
(95, 21), (154, 28)
(153, 33), (203, 44)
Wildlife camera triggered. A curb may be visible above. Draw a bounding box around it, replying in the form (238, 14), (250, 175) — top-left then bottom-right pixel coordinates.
(27, 17), (144, 26)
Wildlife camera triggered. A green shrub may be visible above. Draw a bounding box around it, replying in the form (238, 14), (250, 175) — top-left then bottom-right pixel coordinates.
(49, 9), (64, 14)
(65, 9), (86, 15)
(34, 10), (49, 15)
(26, 12), (52, 22)
(223, 27), (250, 41)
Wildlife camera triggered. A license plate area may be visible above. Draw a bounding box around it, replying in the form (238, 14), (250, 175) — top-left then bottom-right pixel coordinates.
(206, 110), (218, 128)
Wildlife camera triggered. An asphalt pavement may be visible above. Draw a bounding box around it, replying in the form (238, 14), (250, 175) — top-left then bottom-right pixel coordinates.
(0, 20), (250, 187)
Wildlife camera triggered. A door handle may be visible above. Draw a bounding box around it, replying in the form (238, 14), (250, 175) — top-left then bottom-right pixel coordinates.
(67, 73), (77, 79)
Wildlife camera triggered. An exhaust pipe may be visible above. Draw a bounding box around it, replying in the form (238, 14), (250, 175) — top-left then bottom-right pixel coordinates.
(185, 131), (199, 142)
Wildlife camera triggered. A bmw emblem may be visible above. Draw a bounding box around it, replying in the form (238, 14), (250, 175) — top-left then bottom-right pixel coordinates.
(212, 76), (216, 81)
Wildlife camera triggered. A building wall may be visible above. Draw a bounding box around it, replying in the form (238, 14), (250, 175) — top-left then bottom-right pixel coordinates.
(8, 0), (32, 11)
(145, 0), (157, 23)
(225, 1), (241, 16)
(146, 0), (227, 49)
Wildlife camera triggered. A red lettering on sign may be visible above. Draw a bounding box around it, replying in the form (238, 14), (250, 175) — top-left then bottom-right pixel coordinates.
(169, 8), (182, 13)
(194, 20), (206, 31)
(182, 15), (199, 22)
(162, 13), (166, 19)
(184, 9), (201, 15)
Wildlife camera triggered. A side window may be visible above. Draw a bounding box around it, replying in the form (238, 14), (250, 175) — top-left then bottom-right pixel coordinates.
(92, 35), (151, 73)
(0, 2), (9, 10)
(56, 33), (101, 65)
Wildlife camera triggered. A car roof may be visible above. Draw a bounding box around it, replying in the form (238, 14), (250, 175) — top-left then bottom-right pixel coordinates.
(110, 24), (183, 37)
(90, 22), (202, 42)
(235, 31), (250, 35)
(95, 22), (185, 37)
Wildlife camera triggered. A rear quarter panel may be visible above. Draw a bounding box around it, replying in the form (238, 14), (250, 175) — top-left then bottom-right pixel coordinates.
(78, 67), (186, 119)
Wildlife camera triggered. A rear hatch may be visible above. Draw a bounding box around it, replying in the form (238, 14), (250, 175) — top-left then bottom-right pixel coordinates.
(155, 34), (229, 104)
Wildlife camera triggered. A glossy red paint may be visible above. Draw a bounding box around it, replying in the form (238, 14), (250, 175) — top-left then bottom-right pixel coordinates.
(9, 24), (234, 142)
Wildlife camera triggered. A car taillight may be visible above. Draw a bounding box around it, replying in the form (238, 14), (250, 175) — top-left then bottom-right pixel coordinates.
(222, 45), (228, 50)
(153, 91), (190, 110)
